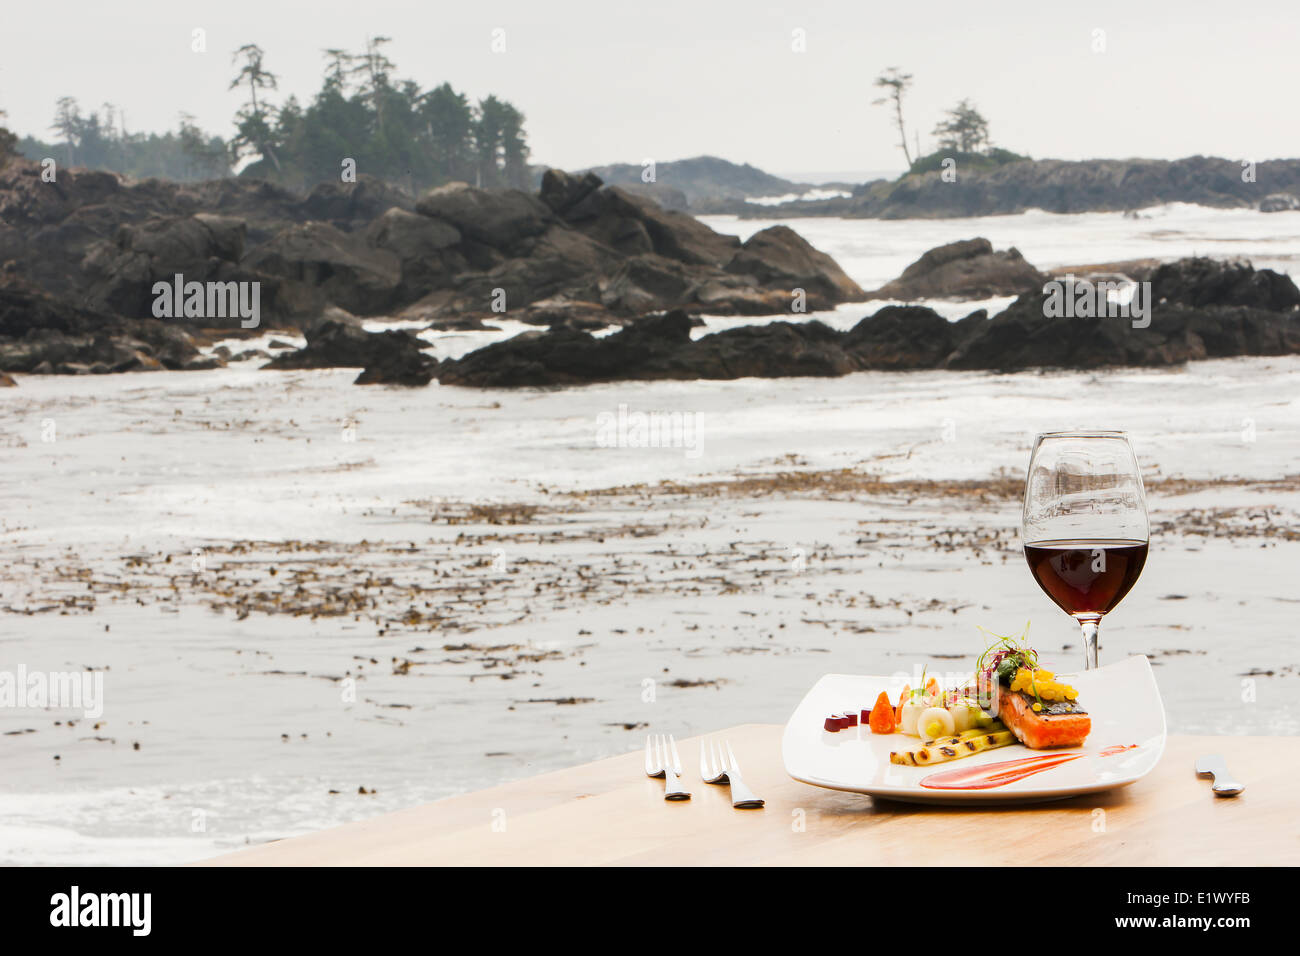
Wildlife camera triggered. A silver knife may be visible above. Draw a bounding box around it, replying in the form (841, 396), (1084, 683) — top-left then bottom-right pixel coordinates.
(1195, 754), (1245, 797)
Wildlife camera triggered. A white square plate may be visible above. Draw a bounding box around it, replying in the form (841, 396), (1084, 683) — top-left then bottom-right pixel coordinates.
(782, 655), (1166, 804)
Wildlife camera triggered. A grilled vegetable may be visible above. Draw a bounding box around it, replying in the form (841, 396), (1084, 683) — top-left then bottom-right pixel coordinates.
(889, 730), (1015, 767)
(921, 722), (1006, 748)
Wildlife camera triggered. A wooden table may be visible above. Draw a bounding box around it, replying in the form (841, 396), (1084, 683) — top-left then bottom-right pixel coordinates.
(204, 726), (1298, 866)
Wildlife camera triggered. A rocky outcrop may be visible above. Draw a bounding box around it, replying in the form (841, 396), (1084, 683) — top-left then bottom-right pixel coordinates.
(435, 257), (1300, 386)
(945, 298), (1300, 370)
(262, 315), (436, 386)
(731, 156), (1300, 220)
(868, 237), (1046, 300)
(1145, 257), (1300, 311)
(0, 277), (202, 374)
(436, 309), (858, 386)
(573, 156), (804, 205)
(0, 158), (866, 366)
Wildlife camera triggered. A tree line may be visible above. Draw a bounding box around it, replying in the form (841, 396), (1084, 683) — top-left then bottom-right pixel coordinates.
(7, 37), (530, 192)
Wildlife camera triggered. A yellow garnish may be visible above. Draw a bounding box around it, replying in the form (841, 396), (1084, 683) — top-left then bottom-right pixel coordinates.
(1009, 666), (1077, 702)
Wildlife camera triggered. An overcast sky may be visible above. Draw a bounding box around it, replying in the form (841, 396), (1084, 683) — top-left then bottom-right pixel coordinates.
(3, 0), (1298, 179)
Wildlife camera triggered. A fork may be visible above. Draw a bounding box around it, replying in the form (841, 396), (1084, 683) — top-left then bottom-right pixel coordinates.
(645, 734), (691, 800)
(700, 738), (765, 808)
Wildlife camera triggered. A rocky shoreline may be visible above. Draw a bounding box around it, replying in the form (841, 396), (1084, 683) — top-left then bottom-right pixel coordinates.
(696, 156), (1300, 219)
(0, 161), (866, 381)
(3, 159), (1300, 387)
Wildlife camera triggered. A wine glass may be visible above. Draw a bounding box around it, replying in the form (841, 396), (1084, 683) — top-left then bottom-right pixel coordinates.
(1021, 431), (1149, 670)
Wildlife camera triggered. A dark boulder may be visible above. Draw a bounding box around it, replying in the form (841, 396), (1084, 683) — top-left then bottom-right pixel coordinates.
(302, 175), (414, 225)
(844, 305), (958, 369)
(726, 225), (866, 306)
(0, 279), (201, 372)
(241, 221), (401, 317)
(538, 169), (603, 216)
(566, 186), (740, 266)
(82, 213), (248, 318)
(414, 182), (555, 252)
(262, 315), (436, 385)
(869, 237), (1047, 300)
(436, 309), (859, 386)
(1145, 257), (1300, 311)
(944, 290), (1300, 370)
(683, 320), (855, 379)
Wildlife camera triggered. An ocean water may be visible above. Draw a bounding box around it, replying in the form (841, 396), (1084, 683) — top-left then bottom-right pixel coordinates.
(2, 204), (1298, 865)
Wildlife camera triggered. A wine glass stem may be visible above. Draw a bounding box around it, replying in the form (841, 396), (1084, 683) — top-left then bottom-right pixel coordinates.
(1078, 618), (1100, 670)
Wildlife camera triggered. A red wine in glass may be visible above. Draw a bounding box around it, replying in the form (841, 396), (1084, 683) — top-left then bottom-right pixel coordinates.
(1021, 432), (1150, 670)
(1025, 539), (1148, 618)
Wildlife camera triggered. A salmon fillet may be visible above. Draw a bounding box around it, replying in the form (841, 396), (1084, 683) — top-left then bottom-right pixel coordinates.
(998, 690), (1091, 749)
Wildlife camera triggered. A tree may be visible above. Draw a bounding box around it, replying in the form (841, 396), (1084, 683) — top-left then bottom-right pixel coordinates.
(179, 112), (229, 179)
(499, 102), (530, 189)
(872, 68), (914, 168)
(0, 106), (17, 170)
(474, 95), (508, 188)
(50, 96), (82, 165)
(932, 99), (991, 154)
(349, 35), (394, 132)
(421, 83), (474, 182)
(229, 43), (281, 171)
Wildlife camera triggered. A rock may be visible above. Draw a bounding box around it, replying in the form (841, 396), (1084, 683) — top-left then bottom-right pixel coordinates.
(366, 207), (461, 259)
(183, 355), (225, 371)
(414, 182), (554, 252)
(437, 310), (694, 387)
(365, 206), (465, 299)
(445, 226), (621, 314)
(263, 316), (436, 386)
(843, 306), (959, 369)
(869, 238), (1047, 300)
(538, 169), (603, 216)
(1145, 257), (1300, 311)
(726, 225), (866, 307)
(1260, 193), (1300, 212)
(737, 156), (1300, 220)
(438, 309), (858, 386)
(241, 222), (401, 317)
(515, 296), (620, 330)
(267, 339), (296, 350)
(684, 320), (856, 378)
(945, 290), (1300, 370)
(0, 279), (201, 372)
(81, 213), (248, 318)
(606, 181), (690, 212)
(302, 175), (414, 224)
(0, 370), (15, 386)
(353, 347), (437, 386)
(566, 186), (740, 266)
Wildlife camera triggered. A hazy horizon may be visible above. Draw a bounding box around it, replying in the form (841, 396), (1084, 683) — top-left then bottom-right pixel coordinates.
(3, 1), (1299, 176)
